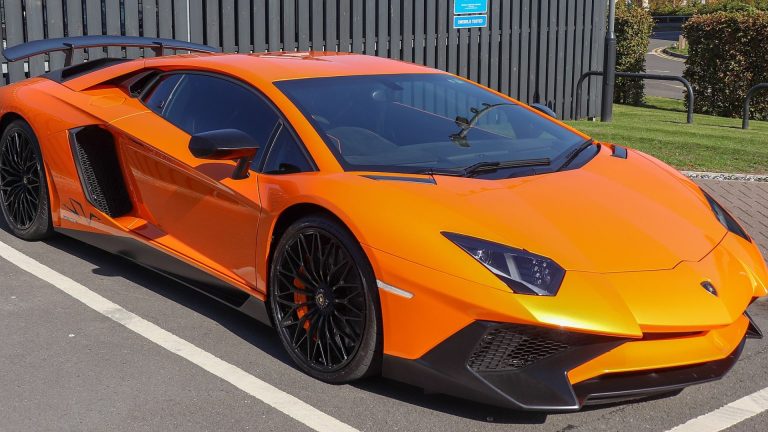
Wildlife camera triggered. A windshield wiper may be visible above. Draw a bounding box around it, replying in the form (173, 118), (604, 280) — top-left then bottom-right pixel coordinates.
(416, 158), (551, 178)
(555, 139), (594, 172)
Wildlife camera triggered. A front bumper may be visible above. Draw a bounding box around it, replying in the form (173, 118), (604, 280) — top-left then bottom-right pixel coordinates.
(382, 317), (755, 411)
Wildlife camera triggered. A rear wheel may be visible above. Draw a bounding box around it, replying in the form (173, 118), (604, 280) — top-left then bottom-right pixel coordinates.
(269, 215), (381, 383)
(0, 119), (53, 240)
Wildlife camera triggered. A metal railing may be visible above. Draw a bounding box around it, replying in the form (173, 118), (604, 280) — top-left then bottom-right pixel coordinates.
(574, 71), (695, 124)
(742, 83), (768, 130)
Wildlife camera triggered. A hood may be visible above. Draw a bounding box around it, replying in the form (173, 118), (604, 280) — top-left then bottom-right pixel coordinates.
(346, 145), (726, 275)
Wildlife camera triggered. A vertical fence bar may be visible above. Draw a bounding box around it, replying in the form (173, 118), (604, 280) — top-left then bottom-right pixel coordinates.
(546, 0), (557, 109)
(519, 0), (530, 102)
(158, 0), (174, 55)
(352, 0), (363, 53)
(204, 0), (221, 48)
(64, 0), (85, 64)
(414, 0), (424, 65)
(45, 0), (67, 69)
(85, 0), (105, 60)
(268, 0), (281, 51)
(499, 0), (512, 95)
(402, 0), (413, 61)
(377, 0), (389, 58)
(425, 0), (436, 68)
(488, 0), (500, 90)
(105, 0), (122, 58)
(125, 0), (142, 58)
(561, 0), (573, 119)
(338, 0), (351, 52)
(312, 0), (324, 51)
(390, 0), (401, 59)
(509, 0), (521, 99)
(447, 0), (458, 74)
(536, 0), (548, 104)
(189, 0), (204, 44)
(142, 0), (158, 57)
(364, 0), (375, 54)
(221, 0), (236, 52)
(253, 0), (267, 52)
(572, 0), (585, 117)
(237, 0), (252, 52)
(5, 0), (26, 81)
(436, 0), (447, 70)
(326, 0), (338, 52)
(297, 0), (310, 51)
(26, 0), (46, 75)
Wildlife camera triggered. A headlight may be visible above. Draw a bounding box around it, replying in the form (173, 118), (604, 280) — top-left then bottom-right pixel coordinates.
(443, 232), (565, 296)
(701, 190), (751, 242)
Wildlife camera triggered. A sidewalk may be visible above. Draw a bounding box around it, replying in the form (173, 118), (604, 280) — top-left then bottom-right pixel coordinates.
(697, 179), (768, 257)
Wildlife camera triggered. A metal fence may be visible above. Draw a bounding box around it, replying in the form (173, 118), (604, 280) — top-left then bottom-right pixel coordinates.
(0, 0), (606, 120)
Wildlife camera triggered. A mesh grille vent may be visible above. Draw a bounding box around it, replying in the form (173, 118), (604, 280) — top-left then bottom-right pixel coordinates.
(70, 127), (132, 217)
(467, 326), (571, 372)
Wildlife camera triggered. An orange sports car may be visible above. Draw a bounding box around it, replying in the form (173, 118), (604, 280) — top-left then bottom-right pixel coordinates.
(1, 36), (765, 411)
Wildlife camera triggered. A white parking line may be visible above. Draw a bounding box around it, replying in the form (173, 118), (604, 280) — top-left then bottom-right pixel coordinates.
(0, 240), (359, 432)
(666, 388), (768, 432)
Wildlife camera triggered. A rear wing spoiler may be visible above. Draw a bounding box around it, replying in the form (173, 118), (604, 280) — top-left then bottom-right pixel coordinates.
(3, 35), (220, 66)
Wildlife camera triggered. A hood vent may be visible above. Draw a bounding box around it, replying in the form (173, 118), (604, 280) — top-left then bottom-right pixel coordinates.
(362, 175), (435, 184)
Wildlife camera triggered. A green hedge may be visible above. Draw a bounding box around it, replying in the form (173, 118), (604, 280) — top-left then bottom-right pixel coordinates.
(614, 3), (654, 105)
(683, 11), (768, 119)
(650, 0), (768, 16)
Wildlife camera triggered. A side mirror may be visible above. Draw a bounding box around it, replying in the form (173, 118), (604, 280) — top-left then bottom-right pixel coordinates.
(531, 103), (557, 118)
(189, 129), (259, 180)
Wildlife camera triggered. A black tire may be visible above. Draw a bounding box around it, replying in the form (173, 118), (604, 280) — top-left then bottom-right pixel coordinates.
(269, 215), (382, 383)
(0, 119), (53, 240)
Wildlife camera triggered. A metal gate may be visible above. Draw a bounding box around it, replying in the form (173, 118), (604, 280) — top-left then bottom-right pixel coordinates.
(0, 0), (606, 119)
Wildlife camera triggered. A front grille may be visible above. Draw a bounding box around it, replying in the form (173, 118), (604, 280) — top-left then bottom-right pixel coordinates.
(467, 326), (571, 372)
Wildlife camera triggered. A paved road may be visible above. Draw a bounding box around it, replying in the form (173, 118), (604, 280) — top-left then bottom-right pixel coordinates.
(645, 32), (686, 100)
(1, 180), (767, 431)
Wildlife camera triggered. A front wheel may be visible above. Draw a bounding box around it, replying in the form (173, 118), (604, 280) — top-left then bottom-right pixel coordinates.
(269, 215), (382, 383)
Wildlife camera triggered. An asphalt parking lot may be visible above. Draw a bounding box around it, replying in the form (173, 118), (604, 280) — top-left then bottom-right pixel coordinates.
(2, 181), (768, 432)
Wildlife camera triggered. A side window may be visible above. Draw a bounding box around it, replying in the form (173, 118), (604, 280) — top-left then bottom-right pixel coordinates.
(143, 74), (183, 114)
(145, 73), (280, 154)
(262, 125), (314, 174)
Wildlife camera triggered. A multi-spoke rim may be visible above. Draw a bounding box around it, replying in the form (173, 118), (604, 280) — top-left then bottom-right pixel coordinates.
(272, 229), (367, 372)
(0, 130), (41, 230)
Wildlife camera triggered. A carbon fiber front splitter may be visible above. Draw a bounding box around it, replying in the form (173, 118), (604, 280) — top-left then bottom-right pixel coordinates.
(381, 321), (746, 412)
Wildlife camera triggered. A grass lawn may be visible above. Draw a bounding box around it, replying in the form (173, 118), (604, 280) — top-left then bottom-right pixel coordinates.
(565, 97), (768, 174)
(667, 44), (689, 56)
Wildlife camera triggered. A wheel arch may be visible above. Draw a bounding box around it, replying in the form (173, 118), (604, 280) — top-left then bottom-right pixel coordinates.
(267, 203), (367, 280)
(0, 111), (26, 135)
(265, 201), (382, 304)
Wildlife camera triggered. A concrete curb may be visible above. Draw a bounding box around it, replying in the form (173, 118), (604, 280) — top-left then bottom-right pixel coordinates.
(684, 171), (768, 182)
(662, 47), (688, 60)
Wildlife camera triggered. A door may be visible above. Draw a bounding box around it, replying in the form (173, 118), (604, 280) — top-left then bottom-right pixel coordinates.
(111, 72), (281, 290)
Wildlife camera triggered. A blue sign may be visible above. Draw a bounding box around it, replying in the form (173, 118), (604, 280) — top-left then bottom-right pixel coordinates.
(454, 0), (488, 15)
(453, 15), (487, 29)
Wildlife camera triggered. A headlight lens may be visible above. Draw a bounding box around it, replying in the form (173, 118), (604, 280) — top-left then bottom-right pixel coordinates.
(443, 232), (565, 296)
(701, 190), (751, 242)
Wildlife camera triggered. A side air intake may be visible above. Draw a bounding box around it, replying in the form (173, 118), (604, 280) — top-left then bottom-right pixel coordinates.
(69, 126), (132, 217)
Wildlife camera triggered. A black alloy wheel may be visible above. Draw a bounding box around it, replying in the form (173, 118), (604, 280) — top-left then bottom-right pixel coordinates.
(0, 119), (53, 240)
(270, 215), (381, 383)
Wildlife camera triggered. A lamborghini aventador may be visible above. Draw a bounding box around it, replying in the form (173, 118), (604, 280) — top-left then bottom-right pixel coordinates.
(0, 36), (765, 411)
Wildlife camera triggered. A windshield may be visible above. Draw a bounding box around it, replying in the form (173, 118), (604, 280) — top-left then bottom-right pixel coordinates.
(275, 74), (587, 175)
